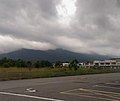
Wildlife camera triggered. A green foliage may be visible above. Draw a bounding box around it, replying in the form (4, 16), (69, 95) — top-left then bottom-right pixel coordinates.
(2, 63), (10, 68)
(39, 60), (52, 67)
(33, 60), (52, 68)
(0, 57), (120, 81)
(0, 67), (119, 81)
(15, 59), (26, 67)
(54, 61), (62, 68)
(34, 61), (40, 68)
(0, 58), (79, 70)
(69, 59), (79, 71)
(0, 58), (52, 68)
(0, 58), (15, 68)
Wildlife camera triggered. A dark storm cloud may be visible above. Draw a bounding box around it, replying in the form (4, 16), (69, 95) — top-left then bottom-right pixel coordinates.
(0, 0), (120, 56)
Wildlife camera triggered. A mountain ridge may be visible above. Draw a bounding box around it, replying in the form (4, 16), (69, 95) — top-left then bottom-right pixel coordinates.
(0, 48), (111, 62)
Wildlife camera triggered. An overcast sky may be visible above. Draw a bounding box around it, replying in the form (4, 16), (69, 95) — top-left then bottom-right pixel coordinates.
(0, 0), (120, 56)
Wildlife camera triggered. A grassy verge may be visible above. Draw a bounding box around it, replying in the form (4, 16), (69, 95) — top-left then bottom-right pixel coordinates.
(0, 67), (120, 81)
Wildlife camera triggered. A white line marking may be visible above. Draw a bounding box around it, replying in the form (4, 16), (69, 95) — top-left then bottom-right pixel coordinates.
(61, 92), (119, 101)
(61, 87), (120, 95)
(95, 85), (120, 90)
(79, 88), (120, 95)
(0, 92), (64, 101)
(78, 88), (120, 100)
(60, 87), (120, 101)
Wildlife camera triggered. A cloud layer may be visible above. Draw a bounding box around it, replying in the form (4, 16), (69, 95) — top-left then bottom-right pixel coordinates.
(0, 0), (120, 56)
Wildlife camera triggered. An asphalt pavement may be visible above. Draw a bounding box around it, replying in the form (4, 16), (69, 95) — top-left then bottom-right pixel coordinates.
(0, 73), (120, 101)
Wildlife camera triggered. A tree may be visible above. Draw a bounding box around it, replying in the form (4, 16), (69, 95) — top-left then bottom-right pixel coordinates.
(15, 59), (26, 67)
(0, 57), (15, 68)
(40, 60), (52, 67)
(2, 62), (10, 68)
(0, 58), (53, 68)
(54, 61), (62, 68)
(26, 61), (32, 71)
(34, 61), (40, 68)
(69, 59), (79, 71)
(0, 57), (8, 66)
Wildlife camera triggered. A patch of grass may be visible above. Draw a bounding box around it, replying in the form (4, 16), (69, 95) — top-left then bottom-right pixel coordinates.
(0, 67), (120, 81)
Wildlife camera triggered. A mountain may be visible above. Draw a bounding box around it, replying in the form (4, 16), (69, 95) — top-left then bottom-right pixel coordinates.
(0, 48), (111, 62)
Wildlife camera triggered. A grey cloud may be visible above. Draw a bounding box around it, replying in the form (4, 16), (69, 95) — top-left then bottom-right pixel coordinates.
(0, 0), (120, 56)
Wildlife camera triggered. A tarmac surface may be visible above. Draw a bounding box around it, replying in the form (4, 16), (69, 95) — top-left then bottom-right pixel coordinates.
(0, 73), (120, 101)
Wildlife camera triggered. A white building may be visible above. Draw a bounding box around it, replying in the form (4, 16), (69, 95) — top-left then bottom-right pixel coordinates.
(83, 58), (120, 69)
(62, 63), (69, 67)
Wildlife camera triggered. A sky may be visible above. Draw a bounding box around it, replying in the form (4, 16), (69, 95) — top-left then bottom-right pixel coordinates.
(0, 0), (120, 56)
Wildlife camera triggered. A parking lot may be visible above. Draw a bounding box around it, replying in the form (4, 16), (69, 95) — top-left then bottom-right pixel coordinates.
(0, 73), (120, 101)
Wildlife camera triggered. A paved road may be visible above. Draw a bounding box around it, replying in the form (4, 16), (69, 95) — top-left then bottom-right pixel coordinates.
(0, 73), (120, 101)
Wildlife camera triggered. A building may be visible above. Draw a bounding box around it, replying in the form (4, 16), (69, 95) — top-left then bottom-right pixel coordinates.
(83, 61), (94, 68)
(83, 58), (120, 69)
(62, 63), (69, 67)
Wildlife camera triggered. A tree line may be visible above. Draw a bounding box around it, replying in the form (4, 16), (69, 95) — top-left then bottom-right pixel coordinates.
(0, 57), (80, 70)
(0, 57), (52, 68)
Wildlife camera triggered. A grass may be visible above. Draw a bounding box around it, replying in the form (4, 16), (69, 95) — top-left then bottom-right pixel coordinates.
(0, 67), (120, 81)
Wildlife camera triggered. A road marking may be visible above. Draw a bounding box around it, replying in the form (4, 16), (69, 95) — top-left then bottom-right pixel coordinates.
(79, 88), (120, 95)
(60, 88), (120, 101)
(61, 87), (120, 95)
(61, 92), (119, 101)
(95, 85), (120, 90)
(0, 91), (64, 101)
(79, 88), (120, 100)
(105, 83), (120, 85)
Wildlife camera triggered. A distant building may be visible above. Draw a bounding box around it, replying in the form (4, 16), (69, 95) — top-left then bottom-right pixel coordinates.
(83, 61), (94, 68)
(82, 58), (120, 69)
(77, 63), (84, 67)
(62, 63), (69, 67)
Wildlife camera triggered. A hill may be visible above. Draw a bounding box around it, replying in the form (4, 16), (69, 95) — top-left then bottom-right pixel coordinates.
(0, 48), (111, 62)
